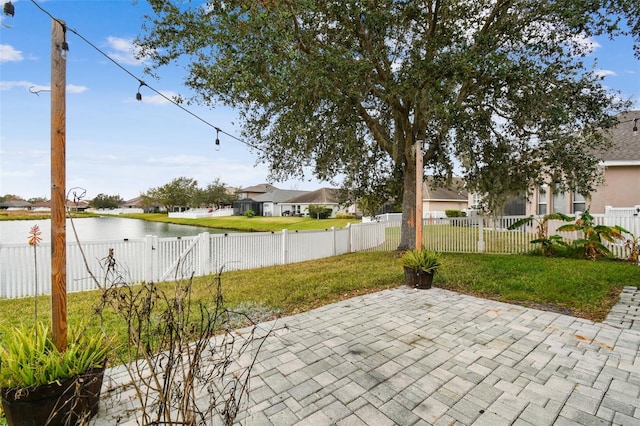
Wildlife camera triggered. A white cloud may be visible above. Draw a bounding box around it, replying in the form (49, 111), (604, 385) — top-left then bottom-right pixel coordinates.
(28, 84), (50, 93)
(2, 170), (36, 177)
(0, 44), (22, 62)
(0, 81), (87, 93)
(0, 80), (31, 91)
(142, 91), (175, 105)
(593, 69), (617, 79)
(572, 34), (600, 53)
(106, 36), (145, 66)
(129, 90), (176, 105)
(67, 84), (88, 94)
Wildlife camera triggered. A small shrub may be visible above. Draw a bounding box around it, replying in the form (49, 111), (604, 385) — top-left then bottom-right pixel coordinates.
(308, 204), (332, 219)
(401, 249), (441, 273)
(445, 210), (467, 217)
(335, 212), (355, 219)
(244, 209), (255, 218)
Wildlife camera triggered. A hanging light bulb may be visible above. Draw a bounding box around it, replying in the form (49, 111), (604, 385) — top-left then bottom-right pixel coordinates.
(136, 81), (146, 101)
(61, 25), (69, 51)
(634, 118), (638, 136)
(3, 1), (15, 17)
(214, 127), (221, 151)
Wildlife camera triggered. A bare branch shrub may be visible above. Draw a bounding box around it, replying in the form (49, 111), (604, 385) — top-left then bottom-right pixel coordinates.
(94, 253), (270, 425)
(64, 191), (269, 425)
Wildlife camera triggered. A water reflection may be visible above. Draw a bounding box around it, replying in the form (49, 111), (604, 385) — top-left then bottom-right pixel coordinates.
(0, 216), (231, 244)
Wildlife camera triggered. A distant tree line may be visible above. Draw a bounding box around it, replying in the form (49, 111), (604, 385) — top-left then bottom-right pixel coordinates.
(142, 177), (237, 212)
(90, 194), (124, 209)
(2, 176), (236, 213)
(0, 195), (48, 204)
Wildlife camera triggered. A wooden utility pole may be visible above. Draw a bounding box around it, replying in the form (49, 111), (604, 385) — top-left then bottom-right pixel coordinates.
(51, 19), (67, 351)
(415, 139), (423, 250)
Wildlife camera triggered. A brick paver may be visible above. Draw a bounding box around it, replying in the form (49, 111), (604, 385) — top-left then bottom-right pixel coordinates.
(92, 286), (640, 425)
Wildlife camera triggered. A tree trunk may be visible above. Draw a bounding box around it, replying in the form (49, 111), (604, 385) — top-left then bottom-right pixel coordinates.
(398, 159), (417, 250)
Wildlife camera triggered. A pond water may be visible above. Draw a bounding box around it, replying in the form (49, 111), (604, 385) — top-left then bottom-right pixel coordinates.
(0, 216), (231, 244)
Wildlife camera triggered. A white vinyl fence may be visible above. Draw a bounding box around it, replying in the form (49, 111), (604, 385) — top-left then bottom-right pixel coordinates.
(1, 215), (638, 299)
(0, 222), (389, 299)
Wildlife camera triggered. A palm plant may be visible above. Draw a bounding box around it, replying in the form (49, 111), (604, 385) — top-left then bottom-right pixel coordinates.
(557, 210), (626, 260)
(616, 226), (640, 264)
(508, 212), (574, 256)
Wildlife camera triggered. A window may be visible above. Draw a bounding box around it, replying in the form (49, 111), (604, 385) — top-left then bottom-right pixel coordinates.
(472, 193), (482, 210)
(504, 194), (526, 216)
(537, 186), (547, 215)
(572, 191), (586, 213)
(552, 190), (568, 214)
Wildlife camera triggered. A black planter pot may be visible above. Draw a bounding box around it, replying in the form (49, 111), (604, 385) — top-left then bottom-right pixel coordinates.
(404, 267), (434, 289)
(1, 366), (105, 426)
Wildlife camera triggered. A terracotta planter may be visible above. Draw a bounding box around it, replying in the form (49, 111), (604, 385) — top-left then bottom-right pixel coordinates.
(1, 366), (105, 426)
(404, 267), (434, 289)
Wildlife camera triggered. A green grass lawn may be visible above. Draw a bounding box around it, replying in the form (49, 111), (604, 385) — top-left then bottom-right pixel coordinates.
(1, 252), (638, 338)
(2, 219), (638, 424)
(116, 212), (360, 232)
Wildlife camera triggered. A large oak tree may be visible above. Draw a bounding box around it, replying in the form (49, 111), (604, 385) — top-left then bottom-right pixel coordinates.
(137, 0), (636, 249)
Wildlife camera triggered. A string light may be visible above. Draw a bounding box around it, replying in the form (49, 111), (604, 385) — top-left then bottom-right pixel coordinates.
(61, 25), (69, 52)
(633, 118), (638, 136)
(23, 0), (263, 153)
(214, 127), (221, 150)
(136, 81), (146, 101)
(3, 1), (14, 17)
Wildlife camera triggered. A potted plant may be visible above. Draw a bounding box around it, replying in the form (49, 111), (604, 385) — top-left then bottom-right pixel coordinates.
(0, 322), (109, 426)
(401, 249), (441, 289)
(0, 226), (109, 426)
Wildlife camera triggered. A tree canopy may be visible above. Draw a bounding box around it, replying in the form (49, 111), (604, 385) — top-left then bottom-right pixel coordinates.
(90, 193), (124, 209)
(146, 177), (199, 212)
(137, 0), (636, 249)
(144, 177), (234, 211)
(198, 178), (237, 209)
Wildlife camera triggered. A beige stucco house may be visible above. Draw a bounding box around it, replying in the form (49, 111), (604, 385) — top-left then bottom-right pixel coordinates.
(235, 183), (279, 200)
(422, 176), (469, 217)
(527, 110), (640, 215)
(280, 187), (349, 217)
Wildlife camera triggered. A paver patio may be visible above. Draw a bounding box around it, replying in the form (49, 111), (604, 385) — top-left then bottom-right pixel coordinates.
(91, 286), (640, 425)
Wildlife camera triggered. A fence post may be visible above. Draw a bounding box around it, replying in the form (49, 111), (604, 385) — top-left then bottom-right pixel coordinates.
(346, 223), (352, 253)
(144, 235), (154, 283)
(282, 229), (288, 265)
(199, 232), (210, 276)
(477, 216), (485, 253)
(331, 227), (337, 256)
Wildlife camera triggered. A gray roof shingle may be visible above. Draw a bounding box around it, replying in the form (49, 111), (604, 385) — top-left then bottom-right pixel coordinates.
(284, 188), (339, 204)
(599, 110), (640, 162)
(253, 189), (310, 202)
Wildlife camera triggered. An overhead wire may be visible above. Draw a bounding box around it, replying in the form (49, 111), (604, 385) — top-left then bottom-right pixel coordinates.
(27, 0), (261, 151)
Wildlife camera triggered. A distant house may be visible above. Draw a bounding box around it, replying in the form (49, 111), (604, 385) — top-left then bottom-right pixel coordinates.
(0, 200), (33, 210)
(232, 183), (280, 215)
(236, 183), (279, 200)
(422, 177), (469, 217)
(120, 196), (156, 213)
(233, 198), (263, 216)
(31, 201), (51, 212)
(526, 110), (640, 215)
(280, 187), (349, 218)
(121, 197), (143, 209)
(66, 200), (90, 212)
(254, 189), (310, 216)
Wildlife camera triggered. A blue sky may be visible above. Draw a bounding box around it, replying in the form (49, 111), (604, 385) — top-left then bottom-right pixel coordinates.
(1, 1), (639, 201)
